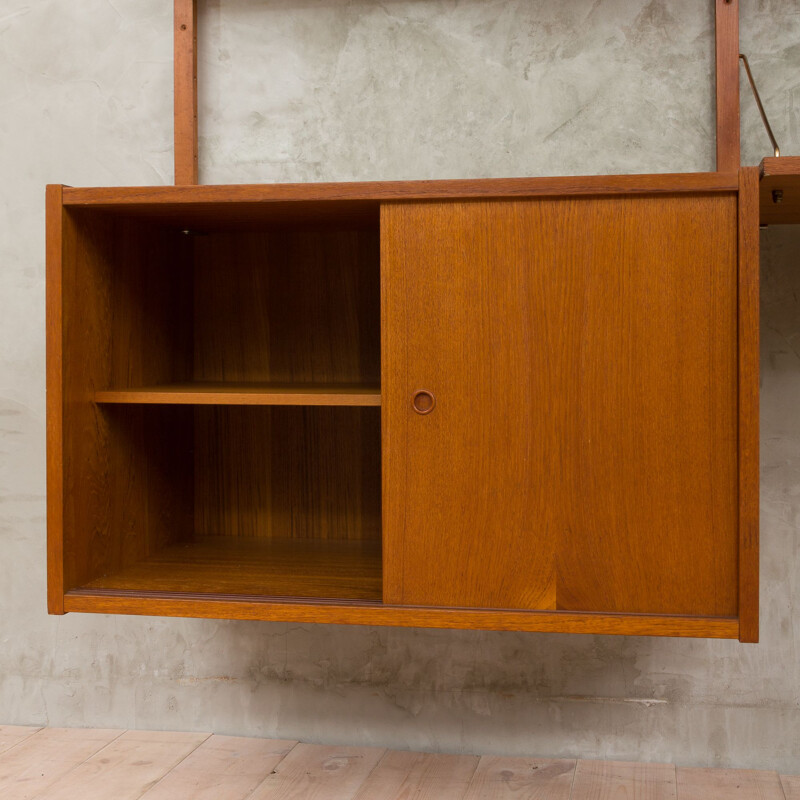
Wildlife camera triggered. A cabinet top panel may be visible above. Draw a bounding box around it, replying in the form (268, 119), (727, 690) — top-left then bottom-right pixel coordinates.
(52, 172), (738, 229)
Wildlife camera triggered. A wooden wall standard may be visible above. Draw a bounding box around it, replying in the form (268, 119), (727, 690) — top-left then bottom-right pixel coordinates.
(172, 0), (744, 184)
(174, 0), (197, 185)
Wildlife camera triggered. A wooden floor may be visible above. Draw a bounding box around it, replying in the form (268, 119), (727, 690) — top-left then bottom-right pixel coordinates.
(0, 726), (796, 800)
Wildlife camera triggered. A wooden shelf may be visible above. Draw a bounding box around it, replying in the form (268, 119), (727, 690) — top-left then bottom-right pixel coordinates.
(760, 156), (800, 224)
(57, 174), (739, 231)
(79, 537), (382, 602)
(95, 383), (381, 407)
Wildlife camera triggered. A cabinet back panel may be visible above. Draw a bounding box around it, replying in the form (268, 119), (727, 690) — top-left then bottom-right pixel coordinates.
(193, 229), (380, 384)
(108, 219), (194, 388)
(382, 196), (738, 616)
(195, 406), (381, 541)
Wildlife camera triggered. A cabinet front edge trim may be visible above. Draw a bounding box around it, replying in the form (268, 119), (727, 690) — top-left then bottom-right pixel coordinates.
(60, 173), (739, 207)
(63, 591), (739, 639)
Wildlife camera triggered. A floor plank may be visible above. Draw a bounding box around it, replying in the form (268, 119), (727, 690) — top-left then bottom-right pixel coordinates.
(138, 735), (297, 800)
(463, 756), (576, 800)
(0, 727), (791, 800)
(676, 767), (785, 800)
(572, 760), (677, 800)
(247, 743), (386, 800)
(781, 774), (800, 800)
(351, 749), (480, 800)
(0, 728), (41, 757)
(31, 730), (209, 800)
(0, 728), (122, 800)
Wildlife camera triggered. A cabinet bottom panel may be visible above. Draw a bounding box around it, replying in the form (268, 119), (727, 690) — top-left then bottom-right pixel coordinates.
(61, 590), (740, 639)
(78, 536), (382, 602)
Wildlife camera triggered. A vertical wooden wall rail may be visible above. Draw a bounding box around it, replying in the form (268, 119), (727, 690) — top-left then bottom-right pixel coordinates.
(174, 0), (198, 185)
(171, 0), (738, 181)
(715, 0), (741, 172)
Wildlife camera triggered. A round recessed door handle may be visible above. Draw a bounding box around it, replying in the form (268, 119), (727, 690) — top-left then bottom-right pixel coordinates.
(412, 390), (436, 415)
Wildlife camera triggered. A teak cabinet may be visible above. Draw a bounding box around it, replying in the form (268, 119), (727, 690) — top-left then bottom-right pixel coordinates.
(46, 170), (759, 640)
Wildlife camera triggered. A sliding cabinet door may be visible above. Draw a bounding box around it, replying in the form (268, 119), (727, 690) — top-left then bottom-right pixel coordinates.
(381, 194), (739, 617)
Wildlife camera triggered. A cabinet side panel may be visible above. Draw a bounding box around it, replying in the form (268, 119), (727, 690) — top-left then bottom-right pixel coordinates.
(61, 208), (114, 589)
(738, 167), (760, 643)
(557, 194), (739, 616)
(46, 186), (65, 613)
(62, 214), (194, 589)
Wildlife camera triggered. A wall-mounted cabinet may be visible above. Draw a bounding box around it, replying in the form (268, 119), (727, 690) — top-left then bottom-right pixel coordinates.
(46, 170), (759, 640)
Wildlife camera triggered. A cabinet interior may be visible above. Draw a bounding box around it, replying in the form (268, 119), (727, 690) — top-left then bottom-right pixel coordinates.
(61, 202), (382, 601)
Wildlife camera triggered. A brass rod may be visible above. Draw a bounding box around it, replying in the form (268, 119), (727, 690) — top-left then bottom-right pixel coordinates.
(739, 53), (780, 158)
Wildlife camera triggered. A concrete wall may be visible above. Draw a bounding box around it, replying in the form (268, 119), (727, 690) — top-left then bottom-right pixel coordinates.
(1, 0), (798, 771)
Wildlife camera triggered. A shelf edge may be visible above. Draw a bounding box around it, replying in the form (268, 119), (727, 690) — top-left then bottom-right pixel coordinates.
(64, 590), (740, 639)
(62, 173), (740, 207)
(94, 388), (382, 407)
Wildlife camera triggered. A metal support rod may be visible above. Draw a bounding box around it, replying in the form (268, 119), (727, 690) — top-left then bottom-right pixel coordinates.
(739, 54), (780, 158)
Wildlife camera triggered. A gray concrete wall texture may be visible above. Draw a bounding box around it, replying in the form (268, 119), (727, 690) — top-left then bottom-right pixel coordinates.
(0, 0), (798, 771)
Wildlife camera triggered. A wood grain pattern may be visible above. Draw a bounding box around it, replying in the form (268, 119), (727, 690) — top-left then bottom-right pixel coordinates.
(32, 730), (208, 800)
(59, 208), (194, 592)
(247, 744), (385, 800)
(1, 728), (795, 799)
(571, 760), (676, 800)
(715, 0), (740, 173)
(463, 757), (576, 800)
(559, 194), (738, 616)
(192, 229), (379, 385)
(382, 196), (739, 616)
(0, 728), (41, 757)
(60, 173), (740, 211)
(0, 728), (122, 800)
(50, 196), (380, 605)
(759, 156), (800, 178)
(45, 185), (64, 614)
(382, 200), (556, 610)
(352, 750), (479, 800)
(174, 0), (198, 185)
(81, 537), (382, 601)
(139, 736), (297, 800)
(63, 402), (194, 589)
(781, 774), (800, 800)
(195, 407), (381, 542)
(48, 177), (754, 638)
(62, 591), (740, 638)
(59, 204), (114, 591)
(676, 767), (785, 800)
(759, 156), (800, 224)
(95, 383), (381, 406)
(738, 167), (760, 643)
(108, 218), (193, 389)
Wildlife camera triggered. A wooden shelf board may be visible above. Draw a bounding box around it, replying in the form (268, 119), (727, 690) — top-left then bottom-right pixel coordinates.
(79, 537), (382, 602)
(759, 156), (800, 224)
(54, 173), (739, 231)
(95, 383), (381, 407)
(63, 585), (740, 638)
